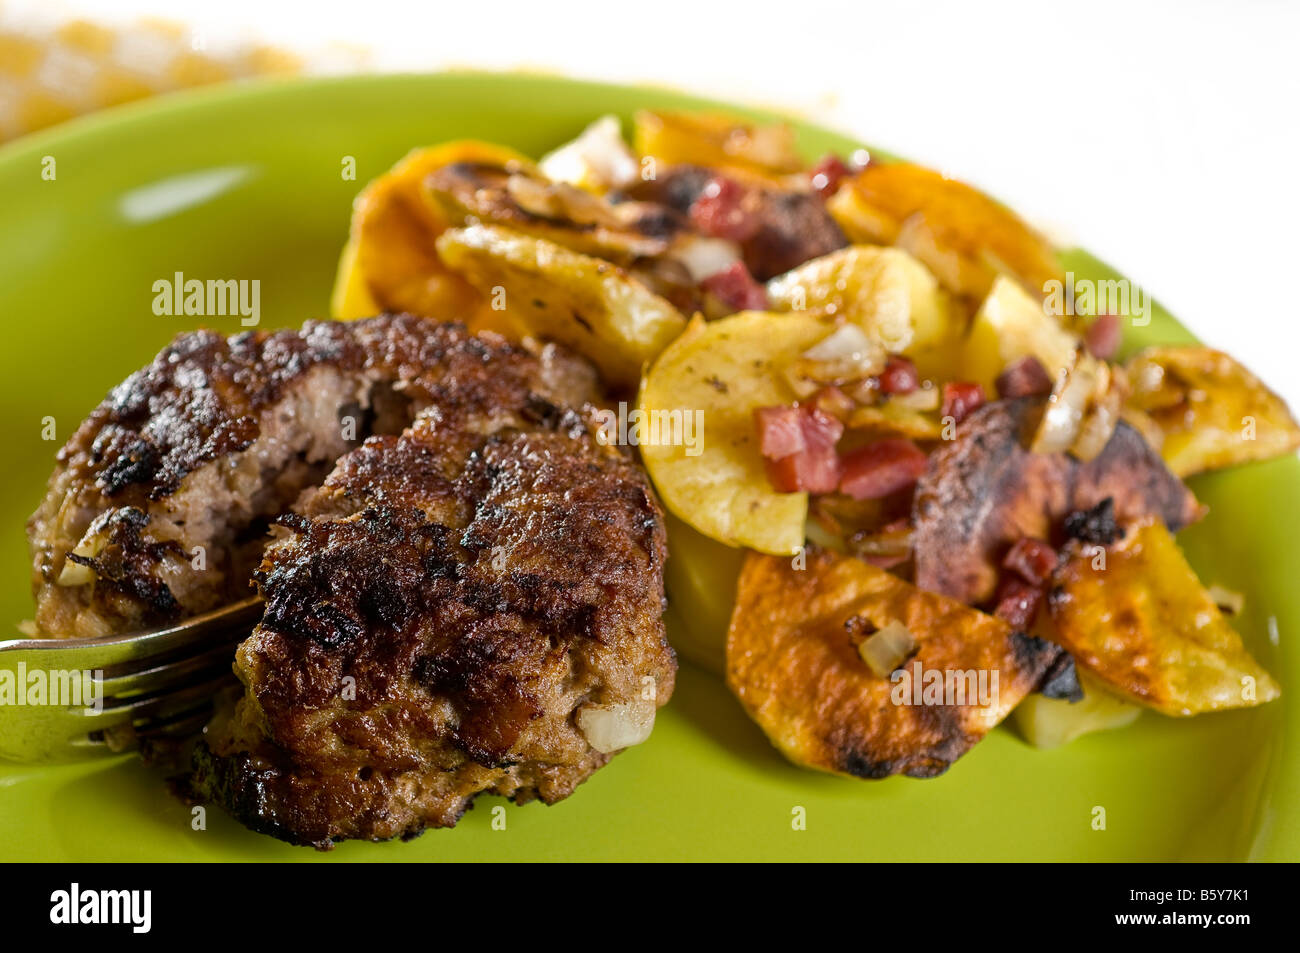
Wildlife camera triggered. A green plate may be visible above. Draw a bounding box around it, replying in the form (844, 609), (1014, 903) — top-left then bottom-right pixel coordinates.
(0, 73), (1294, 861)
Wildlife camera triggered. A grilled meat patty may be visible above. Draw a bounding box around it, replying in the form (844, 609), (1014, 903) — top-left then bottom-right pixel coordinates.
(912, 397), (1203, 605)
(31, 314), (674, 846)
(27, 314), (592, 638)
(190, 342), (674, 847)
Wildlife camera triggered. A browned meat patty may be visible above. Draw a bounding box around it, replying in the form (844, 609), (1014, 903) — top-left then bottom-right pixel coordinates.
(626, 163), (848, 280)
(27, 314), (594, 638)
(911, 397), (1203, 605)
(190, 360), (674, 848)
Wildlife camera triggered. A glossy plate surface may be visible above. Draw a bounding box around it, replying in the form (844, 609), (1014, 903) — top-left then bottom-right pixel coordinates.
(0, 73), (1294, 860)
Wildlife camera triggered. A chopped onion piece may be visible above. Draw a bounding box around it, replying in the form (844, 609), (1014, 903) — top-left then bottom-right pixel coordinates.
(889, 382), (941, 412)
(672, 234), (742, 282)
(857, 619), (917, 677)
(577, 700), (656, 753)
(1070, 386), (1121, 461)
(1031, 350), (1101, 455)
(538, 115), (639, 191)
(57, 533), (104, 586)
(791, 324), (887, 388)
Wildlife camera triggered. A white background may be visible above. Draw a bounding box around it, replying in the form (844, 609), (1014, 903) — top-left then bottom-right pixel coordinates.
(10, 0), (1300, 407)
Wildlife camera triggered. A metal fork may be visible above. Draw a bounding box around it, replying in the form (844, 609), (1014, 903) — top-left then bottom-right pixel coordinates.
(0, 598), (262, 762)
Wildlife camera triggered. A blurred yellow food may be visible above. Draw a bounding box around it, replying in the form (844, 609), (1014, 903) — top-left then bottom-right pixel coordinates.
(633, 109), (804, 179)
(827, 161), (1063, 303)
(436, 224), (686, 388)
(638, 311), (834, 555)
(1048, 518), (1280, 716)
(1012, 674), (1141, 749)
(963, 275), (1081, 393)
(1125, 346), (1300, 477)
(726, 548), (1059, 778)
(330, 141), (533, 320)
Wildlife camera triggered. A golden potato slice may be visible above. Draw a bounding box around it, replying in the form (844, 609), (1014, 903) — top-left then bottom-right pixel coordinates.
(726, 548), (1060, 778)
(663, 512), (746, 674)
(1125, 346), (1300, 477)
(1048, 517), (1281, 716)
(633, 109), (804, 178)
(827, 161), (1063, 302)
(331, 141), (534, 320)
(435, 224), (686, 388)
(963, 275), (1082, 394)
(637, 310), (835, 555)
(766, 245), (955, 356)
(1012, 673), (1141, 749)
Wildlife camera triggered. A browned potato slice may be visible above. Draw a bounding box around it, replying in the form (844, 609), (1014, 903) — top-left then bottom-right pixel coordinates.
(633, 109), (804, 178)
(726, 548), (1060, 779)
(436, 224), (686, 388)
(332, 141), (533, 320)
(827, 162), (1063, 302)
(1048, 518), (1281, 716)
(425, 161), (674, 263)
(1125, 346), (1300, 477)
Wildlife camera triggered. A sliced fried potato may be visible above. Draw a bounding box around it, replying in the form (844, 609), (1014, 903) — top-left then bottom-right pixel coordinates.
(426, 161), (672, 263)
(435, 224), (686, 388)
(1048, 517), (1280, 716)
(726, 548), (1059, 778)
(1125, 346), (1300, 477)
(633, 109), (804, 178)
(827, 162), (1063, 302)
(963, 275), (1082, 394)
(766, 245), (955, 356)
(847, 399), (942, 440)
(331, 141), (535, 320)
(638, 310), (835, 555)
(663, 512), (746, 674)
(1012, 673), (1141, 749)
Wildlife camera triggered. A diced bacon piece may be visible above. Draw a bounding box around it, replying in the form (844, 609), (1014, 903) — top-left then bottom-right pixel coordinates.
(878, 356), (920, 395)
(838, 438), (929, 500)
(754, 405), (806, 459)
(1085, 313), (1122, 360)
(995, 355), (1054, 398)
(941, 381), (986, 425)
(1002, 537), (1058, 586)
(765, 445), (842, 494)
(993, 575), (1044, 629)
(798, 406), (845, 451)
(810, 154), (853, 198)
(756, 404), (845, 494)
(689, 176), (760, 242)
(701, 261), (769, 312)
